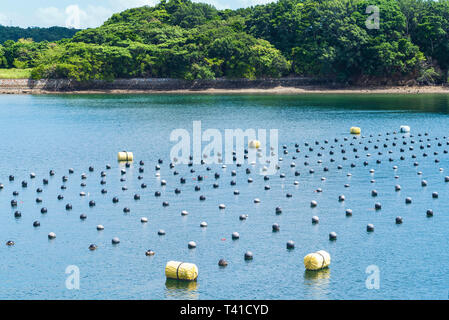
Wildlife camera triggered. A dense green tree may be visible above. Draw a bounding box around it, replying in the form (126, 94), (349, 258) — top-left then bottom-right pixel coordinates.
(355, 0), (424, 81)
(31, 0), (288, 81)
(244, 0), (304, 58)
(245, 0), (423, 82)
(410, 0), (449, 81)
(2, 0), (449, 83)
(1, 38), (49, 68)
(0, 45), (7, 67)
(0, 26), (79, 44)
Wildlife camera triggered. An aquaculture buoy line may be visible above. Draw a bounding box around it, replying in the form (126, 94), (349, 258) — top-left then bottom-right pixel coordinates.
(1, 128), (448, 280)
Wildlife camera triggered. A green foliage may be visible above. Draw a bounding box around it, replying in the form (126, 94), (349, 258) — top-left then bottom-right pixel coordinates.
(1, 38), (49, 68)
(32, 0), (288, 81)
(103, 0), (219, 28)
(417, 64), (440, 84)
(403, 0), (449, 80)
(0, 26), (79, 44)
(2, 0), (449, 83)
(247, 0), (425, 82)
(0, 45), (7, 68)
(244, 0), (305, 58)
(31, 42), (134, 81)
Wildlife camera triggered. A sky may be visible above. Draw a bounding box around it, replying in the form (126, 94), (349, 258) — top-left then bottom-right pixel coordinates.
(0, 0), (274, 29)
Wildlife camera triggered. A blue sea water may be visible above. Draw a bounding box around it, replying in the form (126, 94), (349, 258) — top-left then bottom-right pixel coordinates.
(1, 93), (449, 300)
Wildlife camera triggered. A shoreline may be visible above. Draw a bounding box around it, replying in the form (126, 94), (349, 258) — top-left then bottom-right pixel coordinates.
(0, 78), (449, 94)
(3, 86), (449, 95)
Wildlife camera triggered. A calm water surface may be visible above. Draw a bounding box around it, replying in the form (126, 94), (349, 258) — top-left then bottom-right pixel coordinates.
(1, 93), (449, 299)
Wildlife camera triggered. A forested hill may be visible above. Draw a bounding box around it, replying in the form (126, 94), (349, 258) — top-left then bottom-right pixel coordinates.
(0, 26), (80, 43)
(0, 0), (448, 85)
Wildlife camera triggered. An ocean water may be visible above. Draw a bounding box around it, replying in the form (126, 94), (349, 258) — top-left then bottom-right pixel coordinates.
(1, 93), (449, 300)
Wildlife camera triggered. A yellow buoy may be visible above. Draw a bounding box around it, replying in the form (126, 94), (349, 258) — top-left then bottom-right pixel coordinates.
(304, 250), (331, 270)
(249, 140), (261, 149)
(350, 127), (361, 134)
(117, 151), (133, 162)
(165, 261), (198, 281)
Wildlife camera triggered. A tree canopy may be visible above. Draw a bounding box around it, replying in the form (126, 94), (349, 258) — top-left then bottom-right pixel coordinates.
(1, 0), (448, 84)
(0, 26), (79, 44)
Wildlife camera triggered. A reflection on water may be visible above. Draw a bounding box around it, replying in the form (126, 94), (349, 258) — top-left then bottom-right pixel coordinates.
(164, 279), (199, 300)
(268, 94), (449, 114)
(303, 269), (331, 300)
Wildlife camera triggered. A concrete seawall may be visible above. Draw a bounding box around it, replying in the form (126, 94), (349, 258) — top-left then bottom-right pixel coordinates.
(2, 78), (446, 94)
(0, 77), (327, 94)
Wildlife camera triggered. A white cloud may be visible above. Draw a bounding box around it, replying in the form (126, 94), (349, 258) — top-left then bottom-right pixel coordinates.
(193, 0), (230, 10)
(111, 0), (158, 10)
(35, 5), (110, 29)
(36, 7), (66, 27)
(0, 13), (8, 25)
(238, 0), (275, 8)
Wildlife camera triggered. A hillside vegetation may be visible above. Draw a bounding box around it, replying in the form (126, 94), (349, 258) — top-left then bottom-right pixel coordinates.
(0, 0), (448, 84)
(0, 26), (79, 43)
